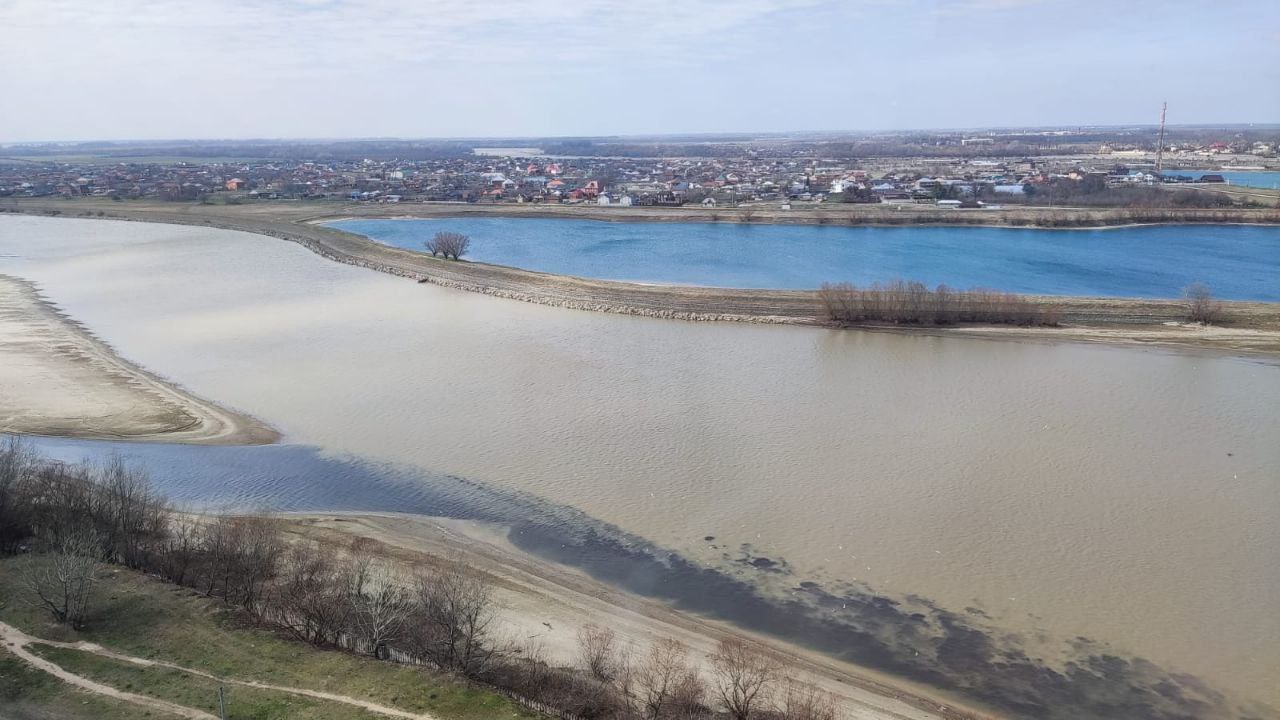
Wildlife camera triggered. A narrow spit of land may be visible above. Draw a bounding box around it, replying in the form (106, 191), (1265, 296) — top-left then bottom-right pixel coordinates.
(6, 199), (1280, 356)
(0, 274), (277, 444)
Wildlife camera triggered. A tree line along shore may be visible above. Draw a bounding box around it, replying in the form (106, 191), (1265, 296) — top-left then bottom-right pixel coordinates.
(0, 438), (975, 720)
(4, 199), (1280, 357)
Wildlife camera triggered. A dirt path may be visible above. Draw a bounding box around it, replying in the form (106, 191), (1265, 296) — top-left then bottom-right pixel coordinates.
(0, 620), (438, 720)
(1, 621), (216, 720)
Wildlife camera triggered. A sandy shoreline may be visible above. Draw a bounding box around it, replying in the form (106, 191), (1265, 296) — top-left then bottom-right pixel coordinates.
(5, 199), (1280, 357)
(281, 512), (989, 720)
(0, 274), (277, 444)
(0, 210), (1271, 716)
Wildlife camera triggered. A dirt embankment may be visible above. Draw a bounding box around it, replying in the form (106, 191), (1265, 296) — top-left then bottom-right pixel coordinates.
(7, 199), (1280, 356)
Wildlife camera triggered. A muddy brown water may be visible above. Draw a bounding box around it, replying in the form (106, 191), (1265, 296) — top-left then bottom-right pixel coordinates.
(2, 216), (1277, 717)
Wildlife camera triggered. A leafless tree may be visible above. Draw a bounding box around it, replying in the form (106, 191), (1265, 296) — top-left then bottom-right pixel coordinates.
(426, 231), (471, 260)
(155, 511), (201, 586)
(272, 541), (352, 646)
(612, 642), (641, 717)
(577, 623), (619, 682)
(709, 638), (778, 720)
(345, 536), (377, 597)
(349, 564), (410, 659)
(197, 515), (282, 610)
(97, 456), (171, 569)
(22, 529), (103, 628)
(779, 677), (838, 720)
(636, 638), (705, 719)
(409, 559), (501, 677)
(0, 435), (36, 553)
(1183, 282), (1222, 324)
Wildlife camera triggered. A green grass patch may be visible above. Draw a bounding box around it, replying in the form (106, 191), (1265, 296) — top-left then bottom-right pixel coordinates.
(0, 645), (180, 719)
(29, 643), (384, 719)
(0, 556), (536, 720)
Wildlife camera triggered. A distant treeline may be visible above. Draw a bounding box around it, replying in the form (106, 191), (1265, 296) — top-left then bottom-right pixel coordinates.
(0, 438), (837, 720)
(818, 281), (1060, 326)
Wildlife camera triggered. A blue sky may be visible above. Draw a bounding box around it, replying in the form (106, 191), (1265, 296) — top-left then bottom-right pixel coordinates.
(1, 0), (1276, 142)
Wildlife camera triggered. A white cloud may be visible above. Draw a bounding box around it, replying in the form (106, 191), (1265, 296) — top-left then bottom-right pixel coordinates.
(1, 0), (1275, 141)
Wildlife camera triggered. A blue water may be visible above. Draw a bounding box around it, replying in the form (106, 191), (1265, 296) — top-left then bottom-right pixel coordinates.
(1167, 170), (1280, 188)
(332, 218), (1280, 301)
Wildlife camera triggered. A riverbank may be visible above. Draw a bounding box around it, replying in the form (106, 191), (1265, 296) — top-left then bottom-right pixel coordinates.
(3, 214), (1274, 716)
(6, 199), (1280, 356)
(0, 274), (276, 444)
(281, 512), (985, 720)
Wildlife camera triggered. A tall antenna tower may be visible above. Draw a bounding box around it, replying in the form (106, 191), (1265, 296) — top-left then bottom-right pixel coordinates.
(1155, 101), (1167, 175)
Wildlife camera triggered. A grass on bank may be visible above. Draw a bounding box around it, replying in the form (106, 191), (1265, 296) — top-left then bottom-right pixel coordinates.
(27, 643), (384, 720)
(0, 555), (537, 720)
(1, 645), (182, 720)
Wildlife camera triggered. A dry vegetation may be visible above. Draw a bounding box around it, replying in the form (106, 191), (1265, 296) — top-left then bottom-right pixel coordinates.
(817, 281), (1060, 326)
(426, 231), (471, 260)
(0, 436), (843, 720)
(1183, 282), (1223, 324)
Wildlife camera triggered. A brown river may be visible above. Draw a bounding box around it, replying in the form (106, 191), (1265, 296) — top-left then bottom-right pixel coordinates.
(2, 216), (1277, 717)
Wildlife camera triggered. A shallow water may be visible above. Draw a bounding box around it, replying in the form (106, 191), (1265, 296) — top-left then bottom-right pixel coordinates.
(332, 217), (1280, 299)
(2, 216), (1278, 716)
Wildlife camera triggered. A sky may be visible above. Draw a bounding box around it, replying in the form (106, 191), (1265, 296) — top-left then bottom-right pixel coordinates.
(1, 0), (1277, 143)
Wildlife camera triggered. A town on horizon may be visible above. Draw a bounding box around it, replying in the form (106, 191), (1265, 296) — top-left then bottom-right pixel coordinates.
(4, 123), (1277, 207)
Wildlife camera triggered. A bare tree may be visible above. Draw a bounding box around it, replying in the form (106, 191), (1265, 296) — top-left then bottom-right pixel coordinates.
(22, 529), (102, 628)
(155, 511), (201, 586)
(779, 677), (838, 720)
(1183, 282), (1222, 324)
(612, 642), (641, 717)
(197, 514), (282, 610)
(426, 231), (471, 260)
(272, 541), (352, 646)
(349, 564), (410, 659)
(636, 638), (704, 719)
(97, 455), (170, 569)
(0, 435), (36, 553)
(709, 638), (778, 720)
(346, 536), (377, 597)
(577, 623), (619, 682)
(409, 559), (501, 677)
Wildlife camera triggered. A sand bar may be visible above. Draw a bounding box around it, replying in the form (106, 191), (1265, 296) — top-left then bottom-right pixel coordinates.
(0, 274), (277, 444)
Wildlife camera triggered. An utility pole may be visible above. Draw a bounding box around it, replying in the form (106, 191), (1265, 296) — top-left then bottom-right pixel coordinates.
(218, 686), (227, 720)
(1155, 101), (1168, 175)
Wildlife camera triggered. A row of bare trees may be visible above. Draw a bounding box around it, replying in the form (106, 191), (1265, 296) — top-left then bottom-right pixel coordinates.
(0, 438), (500, 678)
(558, 626), (837, 720)
(1, 438), (840, 719)
(818, 280), (1060, 326)
(425, 231), (471, 260)
(2, 438), (171, 627)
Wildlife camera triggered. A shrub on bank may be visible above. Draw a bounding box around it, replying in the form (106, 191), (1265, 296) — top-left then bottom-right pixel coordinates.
(818, 280), (1060, 326)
